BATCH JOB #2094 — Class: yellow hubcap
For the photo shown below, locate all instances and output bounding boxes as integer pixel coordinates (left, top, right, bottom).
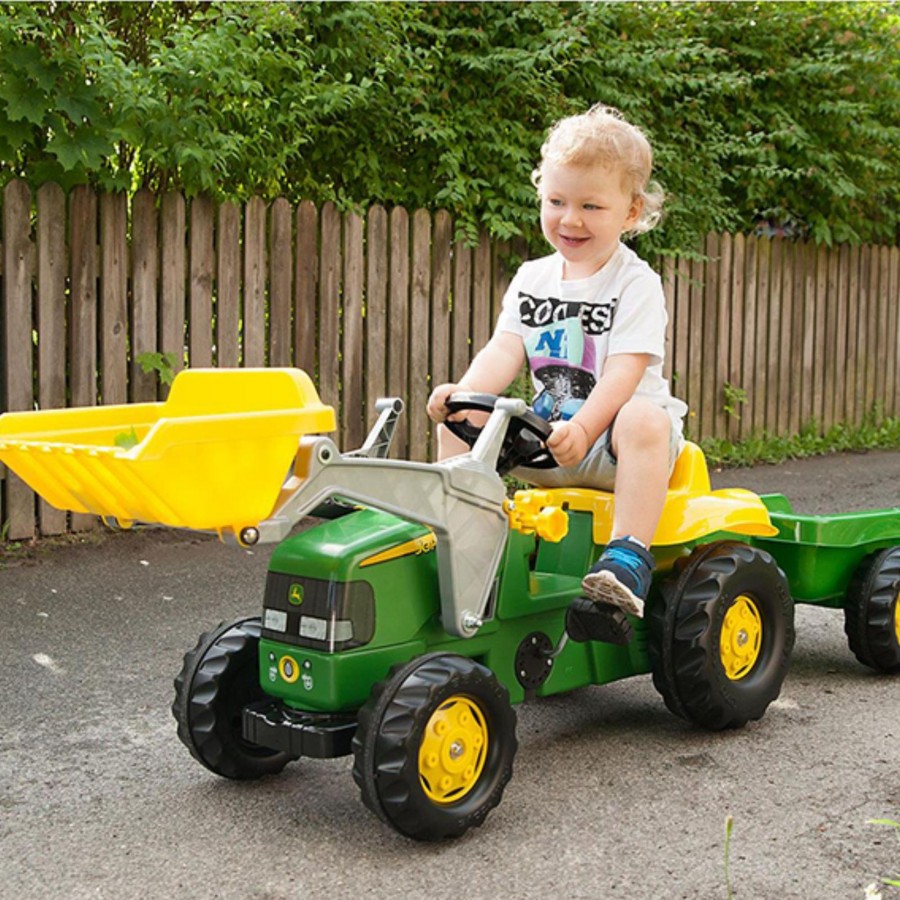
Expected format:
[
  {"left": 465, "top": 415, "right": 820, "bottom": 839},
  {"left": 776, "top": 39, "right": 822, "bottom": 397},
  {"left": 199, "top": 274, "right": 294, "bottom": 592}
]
[
  {"left": 894, "top": 593, "right": 900, "bottom": 646},
  {"left": 720, "top": 594, "right": 763, "bottom": 680},
  {"left": 419, "top": 695, "right": 488, "bottom": 804}
]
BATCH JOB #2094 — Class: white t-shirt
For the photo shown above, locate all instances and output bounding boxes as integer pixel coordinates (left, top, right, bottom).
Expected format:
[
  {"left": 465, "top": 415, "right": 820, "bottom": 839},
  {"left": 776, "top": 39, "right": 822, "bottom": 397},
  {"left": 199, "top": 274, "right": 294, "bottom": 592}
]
[{"left": 495, "top": 244, "right": 687, "bottom": 433}]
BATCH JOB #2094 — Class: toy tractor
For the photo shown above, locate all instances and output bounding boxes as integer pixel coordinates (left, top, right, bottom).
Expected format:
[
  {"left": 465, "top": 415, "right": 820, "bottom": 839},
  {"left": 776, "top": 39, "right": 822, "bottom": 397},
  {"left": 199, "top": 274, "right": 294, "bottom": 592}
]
[{"left": 1, "top": 368, "right": 898, "bottom": 842}]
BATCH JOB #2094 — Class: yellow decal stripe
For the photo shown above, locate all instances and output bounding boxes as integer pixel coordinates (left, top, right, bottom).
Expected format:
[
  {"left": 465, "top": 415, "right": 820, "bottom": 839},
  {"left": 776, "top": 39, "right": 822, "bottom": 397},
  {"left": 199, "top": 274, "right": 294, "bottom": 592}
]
[{"left": 360, "top": 532, "right": 437, "bottom": 568}]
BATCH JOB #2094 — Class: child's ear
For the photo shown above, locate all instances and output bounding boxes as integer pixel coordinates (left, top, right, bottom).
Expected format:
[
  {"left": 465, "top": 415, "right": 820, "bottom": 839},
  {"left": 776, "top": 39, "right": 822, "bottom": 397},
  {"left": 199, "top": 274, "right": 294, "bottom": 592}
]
[{"left": 626, "top": 196, "right": 644, "bottom": 230}]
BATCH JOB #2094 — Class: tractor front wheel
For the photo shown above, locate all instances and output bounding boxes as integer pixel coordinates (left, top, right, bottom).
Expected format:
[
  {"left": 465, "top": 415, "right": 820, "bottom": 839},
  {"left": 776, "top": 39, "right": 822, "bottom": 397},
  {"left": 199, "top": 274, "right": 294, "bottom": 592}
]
[
  {"left": 649, "top": 541, "right": 795, "bottom": 730},
  {"left": 352, "top": 653, "right": 517, "bottom": 841},
  {"left": 172, "top": 617, "right": 291, "bottom": 779},
  {"left": 844, "top": 547, "right": 900, "bottom": 673}
]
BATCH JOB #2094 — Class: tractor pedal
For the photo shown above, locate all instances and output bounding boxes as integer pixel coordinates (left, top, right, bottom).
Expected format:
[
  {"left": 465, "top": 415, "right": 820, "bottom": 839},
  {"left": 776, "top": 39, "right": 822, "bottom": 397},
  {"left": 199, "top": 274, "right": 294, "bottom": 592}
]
[{"left": 565, "top": 597, "right": 633, "bottom": 646}]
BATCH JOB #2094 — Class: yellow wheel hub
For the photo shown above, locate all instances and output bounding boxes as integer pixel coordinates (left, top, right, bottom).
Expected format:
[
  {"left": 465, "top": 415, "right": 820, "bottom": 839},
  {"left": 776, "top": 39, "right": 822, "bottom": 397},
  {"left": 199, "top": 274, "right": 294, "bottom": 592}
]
[
  {"left": 720, "top": 594, "right": 763, "bottom": 680},
  {"left": 894, "top": 593, "right": 900, "bottom": 646},
  {"left": 419, "top": 695, "right": 488, "bottom": 804}
]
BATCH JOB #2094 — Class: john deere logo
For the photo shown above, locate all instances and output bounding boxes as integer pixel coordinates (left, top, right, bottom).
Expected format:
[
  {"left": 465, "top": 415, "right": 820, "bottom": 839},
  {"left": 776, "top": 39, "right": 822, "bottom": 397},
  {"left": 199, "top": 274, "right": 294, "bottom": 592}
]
[{"left": 288, "top": 583, "right": 304, "bottom": 606}]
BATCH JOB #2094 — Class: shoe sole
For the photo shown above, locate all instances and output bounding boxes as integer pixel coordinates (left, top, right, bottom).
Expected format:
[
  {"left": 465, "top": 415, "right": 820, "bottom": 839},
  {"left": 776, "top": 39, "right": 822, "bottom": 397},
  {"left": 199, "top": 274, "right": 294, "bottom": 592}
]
[{"left": 581, "top": 571, "right": 645, "bottom": 618}]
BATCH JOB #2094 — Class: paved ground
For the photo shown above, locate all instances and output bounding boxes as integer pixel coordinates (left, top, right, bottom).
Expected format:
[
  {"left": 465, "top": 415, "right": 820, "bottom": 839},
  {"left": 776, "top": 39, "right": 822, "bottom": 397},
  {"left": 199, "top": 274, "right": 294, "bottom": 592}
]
[{"left": 1, "top": 449, "right": 899, "bottom": 899}]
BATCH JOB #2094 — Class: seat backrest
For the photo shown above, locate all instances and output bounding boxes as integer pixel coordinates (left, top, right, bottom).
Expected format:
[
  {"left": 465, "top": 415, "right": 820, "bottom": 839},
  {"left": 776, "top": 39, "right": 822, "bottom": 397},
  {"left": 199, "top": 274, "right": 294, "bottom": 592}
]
[{"left": 667, "top": 441, "right": 711, "bottom": 493}]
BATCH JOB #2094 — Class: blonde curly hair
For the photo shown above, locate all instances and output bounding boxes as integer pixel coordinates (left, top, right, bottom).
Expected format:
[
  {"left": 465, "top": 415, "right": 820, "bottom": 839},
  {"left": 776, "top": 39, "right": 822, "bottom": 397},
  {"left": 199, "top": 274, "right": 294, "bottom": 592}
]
[{"left": 532, "top": 104, "right": 666, "bottom": 236}]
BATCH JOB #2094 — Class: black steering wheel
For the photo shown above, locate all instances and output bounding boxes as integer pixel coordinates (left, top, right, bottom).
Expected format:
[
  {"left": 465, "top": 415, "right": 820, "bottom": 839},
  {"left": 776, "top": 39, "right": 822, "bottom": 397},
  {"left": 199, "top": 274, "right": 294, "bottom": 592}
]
[{"left": 442, "top": 392, "right": 558, "bottom": 475}]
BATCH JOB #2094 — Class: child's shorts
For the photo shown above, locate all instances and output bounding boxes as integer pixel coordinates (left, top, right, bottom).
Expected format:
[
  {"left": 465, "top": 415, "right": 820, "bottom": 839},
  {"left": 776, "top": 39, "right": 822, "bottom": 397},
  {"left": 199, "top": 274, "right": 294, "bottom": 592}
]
[{"left": 514, "top": 416, "right": 684, "bottom": 492}]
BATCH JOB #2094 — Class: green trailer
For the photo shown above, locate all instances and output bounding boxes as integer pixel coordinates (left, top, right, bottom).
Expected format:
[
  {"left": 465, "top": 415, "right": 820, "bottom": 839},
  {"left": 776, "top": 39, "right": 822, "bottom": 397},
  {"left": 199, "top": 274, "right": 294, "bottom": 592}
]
[
  {"left": 752, "top": 495, "right": 900, "bottom": 673},
  {"left": 1, "top": 368, "right": 897, "bottom": 842}
]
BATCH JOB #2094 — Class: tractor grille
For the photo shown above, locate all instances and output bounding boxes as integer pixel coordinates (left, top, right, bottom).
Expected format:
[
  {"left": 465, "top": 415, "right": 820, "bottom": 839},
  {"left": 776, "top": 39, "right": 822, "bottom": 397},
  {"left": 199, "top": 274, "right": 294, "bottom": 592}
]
[{"left": 260, "top": 571, "right": 375, "bottom": 652}]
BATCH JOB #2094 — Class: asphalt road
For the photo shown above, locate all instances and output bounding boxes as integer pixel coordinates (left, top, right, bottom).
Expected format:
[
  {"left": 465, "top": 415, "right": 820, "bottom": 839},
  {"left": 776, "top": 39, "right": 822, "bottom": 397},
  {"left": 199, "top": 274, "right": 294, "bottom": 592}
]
[{"left": 2, "top": 449, "right": 899, "bottom": 900}]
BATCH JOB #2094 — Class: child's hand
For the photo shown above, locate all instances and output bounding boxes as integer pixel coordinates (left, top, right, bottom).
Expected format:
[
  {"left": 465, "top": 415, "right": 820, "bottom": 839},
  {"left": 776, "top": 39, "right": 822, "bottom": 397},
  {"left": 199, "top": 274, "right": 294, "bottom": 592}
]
[
  {"left": 546, "top": 419, "right": 591, "bottom": 468},
  {"left": 427, "top": 383, "right": 462, "bottom": 423}
]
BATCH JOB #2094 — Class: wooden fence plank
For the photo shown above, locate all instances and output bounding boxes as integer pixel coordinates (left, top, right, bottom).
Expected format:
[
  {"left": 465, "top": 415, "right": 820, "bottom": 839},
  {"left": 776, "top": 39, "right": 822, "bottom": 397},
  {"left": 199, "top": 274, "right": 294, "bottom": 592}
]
[
  {"left": 823, "top": 244, "right": 838, "bottom": 430},
  {"left": 294, "top": 201, "right": 318, "bottom": 374},
  {"left": 741, "top": 237, "right": 758, "bottom": 441},
  {"left": 429, "top": 211, "right": 453, "bottom": 460},
  {"left": 216, "top": 202, "right": 241, "bottom": 368},
  {"left": 243, "top": 196, "right": 267, "bottom": 368},
  {"left": 855, "top": 245, "right": 871, "bottom": 422},
  {"left": 69, "top": 185, "right": 98, "bottom": 408},
  {"left": 269, "top": 197, "right": 293, "bottom": 368},
  {"left": 776, "top": 239, "right": 793, "bottom": 436},
  {"left": 888, "top": 247, "right": 900, "bottom": 417},
  {"left": 189, "top": 196, "right": 214, "bottom": 368},
  {"left": 365, "top": 206, "right": 388, "bottom": 407},
  {"left": 701, "top": 236, "right": 720, "bottom": 440},
  {"left": 712, "top": 234, "right": 730, "bottom": 438},
  {"left": 160, "top": 192, "right": 186, "bottom": 385},
  {"left": 36, "top": 183, "right": 67, "bottom": 535},
  {"left": 832, "top": 245, "right": 849, "bottom": 426},
  {"left": 409, "top": 209, "right": 432, "bottom": 461},
  {"left": 688, "top": 252, "right": 705, "bottom": 438},
  {"left": 2, "top": 180, "right": 35, "bottom": 539},
  {"left": 800, "top": 242, "right": 817, "bottom": 430},
  {"left": 472, "top": 234, "right": 492, "bottom": 355},
  {"left": 766, "top": 238, "right": 783, "bottom": 435},
  {"left": 100, "top": 192, "right": 128, "bottom": 406},
  {"left": 874, "top": 246, "right": 889, "bottom": 415},
  {"left": 318, "top": 203, "right": 341, "bottom": 408},
  {"left": 788, "top": 240, "right": 805, "bottom": 435},
  {"left": 131, "top": 190, "right": 159, "bottom": 401},
  {"left": 753, "top": 238, "right": 770, "bottom": 435},
  {"left": 673, "top": 256, "right": 691, "bottom": 433},
  {"left": 661, "top": 255, "right": 676, "bottom": 385},
  {"left": 342, "top": 211, "right": 364, "bottom": 448},
  {"left": 811, "top": 247, "right": 828, "bottom": 427},
  {"left": 69, "top": 184, "right": 99, "bottom": 532},
  {"left": 388, "top": 207, "right": 410, "bottom": 455},
  {"left": 451, "top": 240, "right": 473, "bottom": 379},
  {"left": 863, "top": 244, "right": 877, "bottom": 418},
  {"left": 844, "top": 244, "right": 860, "bottom": 426},
  {"left": 431, "top": 210, "right": 452, "bottom": 394}
]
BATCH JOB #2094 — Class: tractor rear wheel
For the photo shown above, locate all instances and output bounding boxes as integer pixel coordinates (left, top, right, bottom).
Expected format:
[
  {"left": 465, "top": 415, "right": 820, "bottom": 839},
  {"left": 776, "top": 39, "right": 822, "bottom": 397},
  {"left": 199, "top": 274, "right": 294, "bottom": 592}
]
[
  {"left": 172, "top": 617, "right": 291, "bottom": 779},
  {"left": 352, "top": 653, "right": 517, "bottom": 841},
  {"left": 648, "top": 541, "right": 795, "bottom": 730},
  {"left": 844, "top": 547, "right": 900, "bottom": 673}
]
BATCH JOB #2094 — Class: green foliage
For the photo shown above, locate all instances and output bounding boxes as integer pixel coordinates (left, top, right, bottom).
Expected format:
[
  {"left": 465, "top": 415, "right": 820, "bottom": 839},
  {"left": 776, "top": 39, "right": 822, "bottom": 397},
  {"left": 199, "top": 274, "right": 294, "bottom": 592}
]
[
  {"left": 722, "top": 382, "right": 748, "bottom": 421},
  {"left": 0, "top": 2, "right": 898, "bottom": 250},
  {"left": 136, "top": 350, "right": 177, "bottom": 386},
  {"left": 113, "top": 426, "right": 139, "bottom": 450},
  {"left": 701, "top": 412, "right": 900, "bottom": 468},
  {"left": 867, "top": 818, "right": 900, "bottom": 891},
  {"left": 724, "top": 814, "right": 736, "bottom": 900}
]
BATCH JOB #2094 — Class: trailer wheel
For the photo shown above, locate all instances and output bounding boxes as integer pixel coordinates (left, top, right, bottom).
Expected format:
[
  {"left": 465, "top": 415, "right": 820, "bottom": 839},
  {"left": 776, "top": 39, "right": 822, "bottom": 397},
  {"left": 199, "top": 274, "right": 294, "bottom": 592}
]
[
  {"left": 172, "top": 617, "right": 290, "bottom": 779},
  {"left": 844, "top": 547, "right": 900, "bottom": 673},
  {"left": 648, "top": 541, "right": 795, "bottom": 730},
  {"left": 352, "top": 653, "right": 517, "bottom": 841}
]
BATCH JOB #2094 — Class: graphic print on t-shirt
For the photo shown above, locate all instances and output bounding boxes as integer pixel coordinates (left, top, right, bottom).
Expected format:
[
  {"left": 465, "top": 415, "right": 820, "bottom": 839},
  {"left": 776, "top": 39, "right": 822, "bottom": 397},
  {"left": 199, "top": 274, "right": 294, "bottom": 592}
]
[{"left": 518, "top": 291, "right": 617, "bottom": 421}]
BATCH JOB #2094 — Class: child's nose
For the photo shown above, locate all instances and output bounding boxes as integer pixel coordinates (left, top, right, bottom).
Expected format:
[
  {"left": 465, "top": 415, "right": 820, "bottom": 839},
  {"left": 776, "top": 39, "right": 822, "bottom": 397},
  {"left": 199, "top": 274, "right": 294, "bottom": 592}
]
[{"left": 561, "top": 207, "right": 582, "bottom": 227}]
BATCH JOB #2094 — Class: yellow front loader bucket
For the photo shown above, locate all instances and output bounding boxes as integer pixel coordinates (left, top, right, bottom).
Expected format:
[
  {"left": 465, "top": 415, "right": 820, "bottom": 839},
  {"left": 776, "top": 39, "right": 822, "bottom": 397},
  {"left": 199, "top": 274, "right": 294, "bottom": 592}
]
[{"left": 0, "top": 368, "right": 335, "bottom": 534}]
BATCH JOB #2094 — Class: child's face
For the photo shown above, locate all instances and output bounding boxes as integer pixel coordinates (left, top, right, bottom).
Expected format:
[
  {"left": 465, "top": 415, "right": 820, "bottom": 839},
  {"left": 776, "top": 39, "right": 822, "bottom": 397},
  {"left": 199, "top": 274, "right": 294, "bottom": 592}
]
[{"left": 539, "top": 161, "right": 643, "bottom": 280}]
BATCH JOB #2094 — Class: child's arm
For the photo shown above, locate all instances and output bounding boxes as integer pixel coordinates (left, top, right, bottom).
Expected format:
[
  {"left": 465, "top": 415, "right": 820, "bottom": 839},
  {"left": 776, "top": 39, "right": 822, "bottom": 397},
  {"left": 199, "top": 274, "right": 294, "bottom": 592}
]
[
  {"left": 427, "top": 331, "right": 526, "bottom": 422},
  {"left": 546, "top": 353, "right": 650, "bottom": 467}
]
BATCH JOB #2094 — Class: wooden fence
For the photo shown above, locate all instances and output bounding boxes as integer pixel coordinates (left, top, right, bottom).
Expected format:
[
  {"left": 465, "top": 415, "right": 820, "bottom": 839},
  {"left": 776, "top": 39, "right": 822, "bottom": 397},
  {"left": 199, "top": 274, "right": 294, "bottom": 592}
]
[{"left": 1, "top": 180, "right": 898, "bottom": 540}]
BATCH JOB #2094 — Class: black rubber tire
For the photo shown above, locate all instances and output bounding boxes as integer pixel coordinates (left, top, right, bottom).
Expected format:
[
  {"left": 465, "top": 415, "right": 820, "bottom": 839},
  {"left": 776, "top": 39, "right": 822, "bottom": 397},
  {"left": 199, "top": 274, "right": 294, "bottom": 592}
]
[
  {"left": 351, "top": 653, "right": 517, "bottom": 841},
  {"left": 172, "top": 617, "right": 291, "bottom": 779},
  {"left": 844, "top": 547, "right": 900, "bottom": 673},
  {"left": 648, "top": 541, "right": 795, "bottom": 730}
]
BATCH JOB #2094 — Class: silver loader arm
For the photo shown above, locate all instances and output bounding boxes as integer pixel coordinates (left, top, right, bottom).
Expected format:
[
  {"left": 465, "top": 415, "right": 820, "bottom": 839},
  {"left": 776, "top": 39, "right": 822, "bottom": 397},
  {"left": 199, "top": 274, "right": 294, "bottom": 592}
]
[{"left": 242, "top": 398, "right": 528, "bottom": 639}]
